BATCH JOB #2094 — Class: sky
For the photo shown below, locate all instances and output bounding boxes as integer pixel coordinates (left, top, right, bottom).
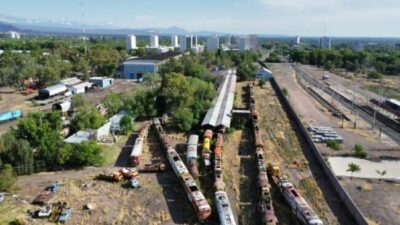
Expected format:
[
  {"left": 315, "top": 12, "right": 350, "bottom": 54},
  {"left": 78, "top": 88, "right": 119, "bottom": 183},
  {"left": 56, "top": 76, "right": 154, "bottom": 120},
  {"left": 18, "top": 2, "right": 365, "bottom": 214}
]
[{"left": 0, "top": 0, "right": 399, "bottom": 37}]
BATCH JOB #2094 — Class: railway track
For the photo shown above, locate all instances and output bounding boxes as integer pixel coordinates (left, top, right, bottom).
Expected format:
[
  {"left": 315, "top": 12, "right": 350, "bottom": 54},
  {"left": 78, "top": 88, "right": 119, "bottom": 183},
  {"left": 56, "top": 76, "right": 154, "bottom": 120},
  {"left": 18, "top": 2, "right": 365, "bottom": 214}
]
[{"left": 292, "top": 64, "right": 400, "bottom": 144}]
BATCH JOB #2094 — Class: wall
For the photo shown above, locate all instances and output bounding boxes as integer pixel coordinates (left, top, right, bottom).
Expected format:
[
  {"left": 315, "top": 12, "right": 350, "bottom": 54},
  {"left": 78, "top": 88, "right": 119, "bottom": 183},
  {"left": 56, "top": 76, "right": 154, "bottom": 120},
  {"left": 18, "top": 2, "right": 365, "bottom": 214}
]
[
  {"left": 270, "top": 77, "right": 369, "bottom": 225},
  {"left": 123, "top": 63, "right": 156, "bottom": 79},
  {"left": 96, "top": 121, "right": 111, "bottom": 140}
]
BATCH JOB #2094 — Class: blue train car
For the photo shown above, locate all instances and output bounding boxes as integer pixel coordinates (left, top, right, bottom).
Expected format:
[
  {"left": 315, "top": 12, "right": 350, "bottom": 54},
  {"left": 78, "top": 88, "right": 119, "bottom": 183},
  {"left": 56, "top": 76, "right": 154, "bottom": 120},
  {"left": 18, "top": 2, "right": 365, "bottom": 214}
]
[{"left": 0, "top": 109, "right": 23, "bottom": 123}]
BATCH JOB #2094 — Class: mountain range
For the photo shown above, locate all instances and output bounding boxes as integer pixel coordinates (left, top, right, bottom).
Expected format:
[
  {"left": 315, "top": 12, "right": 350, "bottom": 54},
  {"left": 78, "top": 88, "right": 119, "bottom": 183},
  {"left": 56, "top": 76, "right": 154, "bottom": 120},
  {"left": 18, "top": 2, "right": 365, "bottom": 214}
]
[{"left": 0, "top": 14, "right": 288, "bottom": 37}]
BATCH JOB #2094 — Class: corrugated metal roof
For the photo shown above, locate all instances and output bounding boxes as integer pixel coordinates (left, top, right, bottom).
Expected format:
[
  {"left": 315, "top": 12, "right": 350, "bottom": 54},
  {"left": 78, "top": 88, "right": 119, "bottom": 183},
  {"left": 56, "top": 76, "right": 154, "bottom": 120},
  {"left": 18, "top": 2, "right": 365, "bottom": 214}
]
[
  {"left": 71, "top": 81, "right": 92, "bottom": 90},
  {"left": 40, "top": 84, "right": 67, "bottom": 96},
  {"left": 201, "top": 70, "right": 237, "bottom": 128}
]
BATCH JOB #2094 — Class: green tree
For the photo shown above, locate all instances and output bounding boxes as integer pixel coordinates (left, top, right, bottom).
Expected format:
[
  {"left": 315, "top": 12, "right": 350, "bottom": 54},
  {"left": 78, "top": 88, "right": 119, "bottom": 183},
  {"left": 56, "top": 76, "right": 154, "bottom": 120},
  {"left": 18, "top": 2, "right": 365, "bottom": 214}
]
[
  {"left": 0, "top": 164, "right": 16, "bottom": 191},
  {"left": 120, "top": 115, "right": 133, "bottom": 134},
  {"left": 70, "top": 105, "right": 106, "bottom": 133},
  {"left": 71, "top": 94, "right": 86, "bottom": 108},
  {"left": 237, "top": 62, "right": 256, "bottom": 81},
  {"left": 69, "top": 141, "right": 104, "bottom": 167},
  {"left": 125, "top": 90, "right": 158, "bottom": 117},
  {"left": 173, "top": 108, "right": 194, "bottom": 132},
  {"left": 102, "top": 92, "right": 122, "bottom": 116},
  {"left": 160, "top": 73, "right": 193, "bottom": 112},
  {"left": 143, "top": 73, "right": 162, "bottom": 91},
  {"left": 159, "top": 58, "right": 184, "bottom": 75},
  {"left": 0, "top": 130, "right": 33, "bottom": 174}
]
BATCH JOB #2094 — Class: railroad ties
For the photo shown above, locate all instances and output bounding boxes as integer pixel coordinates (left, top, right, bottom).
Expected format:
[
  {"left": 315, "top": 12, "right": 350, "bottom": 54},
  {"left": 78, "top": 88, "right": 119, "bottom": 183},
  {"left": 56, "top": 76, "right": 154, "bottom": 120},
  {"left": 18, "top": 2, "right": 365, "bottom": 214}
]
[
  {"left": 153, "top": 118, "right": 212, "bottom": 222},
  {"left": 248, "top": 83, "right": 323, "bottom": 225},
  {"left": 247, "top": 83, "right": 278, "bottom": 225}
]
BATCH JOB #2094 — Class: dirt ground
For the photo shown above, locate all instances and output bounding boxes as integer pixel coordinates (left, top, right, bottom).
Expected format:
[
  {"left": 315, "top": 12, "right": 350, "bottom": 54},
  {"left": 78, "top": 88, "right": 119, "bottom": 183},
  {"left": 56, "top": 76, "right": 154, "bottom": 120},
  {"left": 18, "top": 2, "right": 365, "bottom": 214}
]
[
  {"left": 340, "top": 177, "right": 400, "bottom": 225},
  {"left": 272, "top": 64, "right": 399, "bottom": 158},
  {"left": 1, "top": 122, "right": 205, "bottom": 225},
  {"left": 0, "top": 79, "right": 138, "bottom": 134},
  {"left": 271, "top": 63, "right": 400, "bottom": 225},
  {"left": 253, "top": 80, "right": 351, "bottom": 225},
  {"left": 300, "top": 65, "right": 400, "bottom": 102}
]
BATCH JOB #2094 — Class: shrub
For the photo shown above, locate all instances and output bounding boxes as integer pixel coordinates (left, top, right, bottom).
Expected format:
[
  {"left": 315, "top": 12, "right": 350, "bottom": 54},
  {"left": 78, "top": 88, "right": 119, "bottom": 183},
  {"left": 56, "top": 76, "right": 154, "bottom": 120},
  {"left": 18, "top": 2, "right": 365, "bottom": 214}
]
[
  {"left": 353, "top": 144, "right": 367, "bottom": 158},
  {"left": 326, "top": 140, "right": 341, "bottom": 151},
  {"left": 367, "top": 71, "right": 382, "bottom": 79},
  {"left": 258, "top": 79, "right": 267, "bottom": 88},
  {"left": 282, "top": 87, "right": 289, "bottom": 96}
]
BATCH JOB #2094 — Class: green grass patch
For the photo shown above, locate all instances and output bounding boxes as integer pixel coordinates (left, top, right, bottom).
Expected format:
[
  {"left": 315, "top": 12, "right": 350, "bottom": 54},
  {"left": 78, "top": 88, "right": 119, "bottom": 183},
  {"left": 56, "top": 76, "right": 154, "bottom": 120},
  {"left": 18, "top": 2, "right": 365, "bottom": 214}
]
[
  {"left": 100, "top": 144, "right": 121, "bottom": 166},
  {"left": 362, "top": 84, "right": 400, "bottom": 100}
]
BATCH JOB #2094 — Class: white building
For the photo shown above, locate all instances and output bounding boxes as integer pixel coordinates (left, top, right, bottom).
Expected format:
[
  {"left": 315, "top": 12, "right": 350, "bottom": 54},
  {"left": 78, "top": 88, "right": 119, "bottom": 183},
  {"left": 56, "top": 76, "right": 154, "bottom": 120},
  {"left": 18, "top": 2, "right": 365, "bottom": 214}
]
[
  {"left": 8, "top": 31, "right": 20, "bottom": 39},
  {"left": 295, "top": 35, "right": 301, "bottom": 45},
  {"left": 207, "top": 35, "right": 220, "bottom": 51},
  {"left": 171, "top": 35, "right": 179, "bottom": 48},
  {"left": 126, "top": 34, "right": 137, "bottom": 50},
  {"left": 179, "top": 35, "right": 193, "bottom": 52},
  {"left": 150, "top": 34, "right": 159, "bottom": 48},
  {"left": 320, "top": 36, "right": 332, "bottom": 49},
  {"left": 239, "top": 36, "right": 250, "bottom": 51},
  {"left": 249, "top": 35, "right": 257, "bottom": 51},
  {"left": 225, "top": 35, "right": 231, "bottom": 46}
]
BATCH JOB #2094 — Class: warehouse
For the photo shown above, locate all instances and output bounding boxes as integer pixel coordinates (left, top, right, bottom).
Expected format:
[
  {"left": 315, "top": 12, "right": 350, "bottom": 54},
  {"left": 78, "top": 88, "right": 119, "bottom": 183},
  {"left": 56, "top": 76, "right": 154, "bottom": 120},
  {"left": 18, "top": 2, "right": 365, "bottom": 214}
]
[
  {"left": 70, "top": 82, "right": 92, "bottom": 94},
  {"left": 89, "top": 77, "right": 114, "bottom": 89},
  {"left": 122, "top": 52, "right": 182, "bottom": 81},
  {"left": 38, "top": 84, "right": 68, "bottom": 99}
]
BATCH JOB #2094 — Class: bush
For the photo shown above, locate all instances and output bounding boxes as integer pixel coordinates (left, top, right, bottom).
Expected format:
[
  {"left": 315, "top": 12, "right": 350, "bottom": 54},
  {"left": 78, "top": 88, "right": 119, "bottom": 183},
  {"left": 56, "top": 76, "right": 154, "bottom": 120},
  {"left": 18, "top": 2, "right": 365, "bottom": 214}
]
[
  {"left": 0, "top": 164, "right": 16, "bottom": 191},
  {"left": 367, "top": 71, "right": 383, "bottom": 79},
  {"left": 326, "top": 140, "right": 341, "bottom": 151},
  {"left": 258, "top": 79, "right": 267, "bottom": 88},
  {"left": 353, "top": 144, "right": 367, "bottom": 158},
  {"left": 282, "top": 87, "right": 289, "bottom": 96}
]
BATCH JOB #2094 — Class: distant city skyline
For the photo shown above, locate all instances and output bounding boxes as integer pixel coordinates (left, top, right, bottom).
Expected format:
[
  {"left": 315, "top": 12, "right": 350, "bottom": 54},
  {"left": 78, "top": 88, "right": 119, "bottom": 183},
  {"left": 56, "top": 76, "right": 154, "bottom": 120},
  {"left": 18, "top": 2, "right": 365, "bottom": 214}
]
[{"left": 0, "top": 0, "right": 399, "bottom": 37}]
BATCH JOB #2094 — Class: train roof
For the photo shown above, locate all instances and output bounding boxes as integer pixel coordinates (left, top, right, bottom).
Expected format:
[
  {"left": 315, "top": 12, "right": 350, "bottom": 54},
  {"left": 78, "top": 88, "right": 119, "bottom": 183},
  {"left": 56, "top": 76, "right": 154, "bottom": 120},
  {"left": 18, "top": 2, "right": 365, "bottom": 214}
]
[{"left": 387, "top": 98, "right": 400, "bottom": 107}]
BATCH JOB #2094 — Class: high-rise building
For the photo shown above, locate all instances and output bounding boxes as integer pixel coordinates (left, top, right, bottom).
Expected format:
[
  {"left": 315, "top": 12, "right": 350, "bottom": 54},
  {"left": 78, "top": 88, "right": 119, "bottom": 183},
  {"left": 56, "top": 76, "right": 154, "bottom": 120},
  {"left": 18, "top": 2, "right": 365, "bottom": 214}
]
[
  {"left": 150, "top": 34, "right": 159, "bottom": 48},
  {"left": 239, "top": 36, "right": 250, "bottom": 52},
  {"left": 125, "top": 34, "right": 137, "bottom": 50},
  {"left": 295, "top": 35, "right": 301, "bottom": 45},
  {"left": 171, "top": 35, "right": 179, "bottom": 48},
  {"left": 9, "top": 31, "right": 20, "bottom": 39},
  {"left": 207, "top": 35, "right": 220, "bottom": 51},
  {"left": 225, "top": 35, "right": 231, "bottom": 46},
  {"left": 192, "top": 36, "right": 198, "bottom": 46},
  {"left": 249, "top": 34, "right": 257, "bottom": 51},
  {"left": 320, "top": 36, "right": 331, "bottom": 49},
  {"left": 179, "top": 35, "right": 193, "bottom": 52}
]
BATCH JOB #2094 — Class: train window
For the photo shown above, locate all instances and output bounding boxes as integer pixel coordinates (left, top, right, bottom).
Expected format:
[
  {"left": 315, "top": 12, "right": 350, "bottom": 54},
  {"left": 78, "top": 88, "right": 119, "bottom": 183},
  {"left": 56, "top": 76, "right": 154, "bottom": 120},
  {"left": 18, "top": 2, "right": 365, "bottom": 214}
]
[{"left": 173, "top": 156, "right": 179, "bottom": 161}]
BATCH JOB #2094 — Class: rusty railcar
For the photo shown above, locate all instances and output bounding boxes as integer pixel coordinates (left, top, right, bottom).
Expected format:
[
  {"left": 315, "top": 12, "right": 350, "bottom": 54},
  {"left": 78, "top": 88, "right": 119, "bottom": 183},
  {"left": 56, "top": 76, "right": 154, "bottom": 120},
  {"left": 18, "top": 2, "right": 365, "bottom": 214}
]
[{"left": 153, "top": 119, "right": 212, "bottom": 222}]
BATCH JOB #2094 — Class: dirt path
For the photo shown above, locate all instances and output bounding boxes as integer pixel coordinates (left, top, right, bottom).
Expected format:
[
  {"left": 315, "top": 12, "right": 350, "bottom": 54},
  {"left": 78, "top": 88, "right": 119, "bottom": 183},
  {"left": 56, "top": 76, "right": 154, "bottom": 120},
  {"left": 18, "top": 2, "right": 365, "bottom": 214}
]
[{"left": 254, "top": 79, "right": 350, "bottom": 225}]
